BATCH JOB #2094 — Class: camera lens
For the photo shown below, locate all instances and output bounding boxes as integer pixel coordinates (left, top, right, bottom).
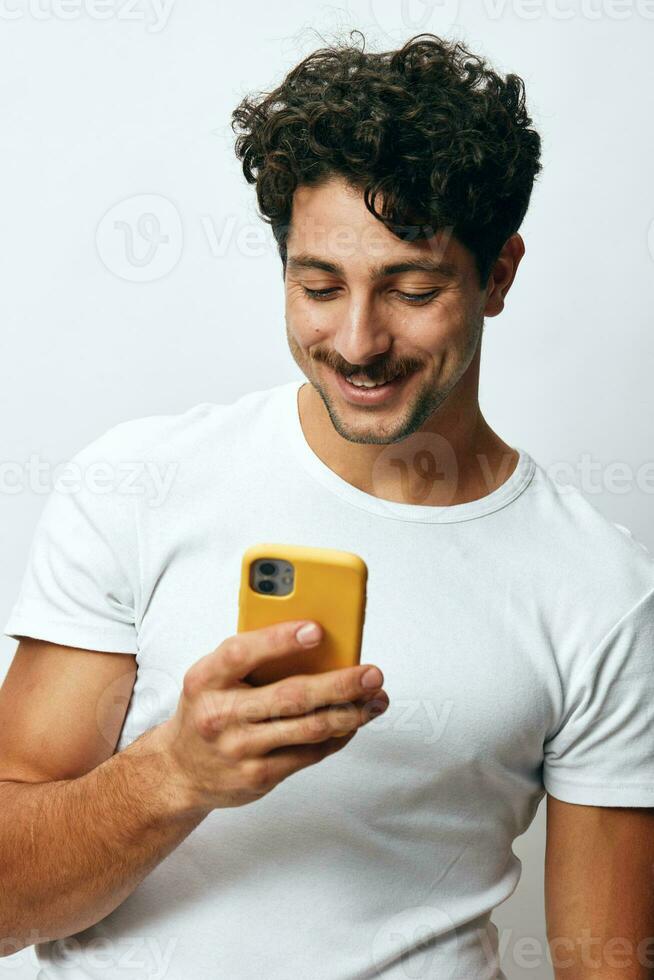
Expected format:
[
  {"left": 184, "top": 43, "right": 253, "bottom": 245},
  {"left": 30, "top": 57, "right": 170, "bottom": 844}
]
[
  {"left": 259, "top": 562, "right": 277, "bottom": 576},
  {"left": 259, "top": 579, "right": 275, "bottom": 593}
]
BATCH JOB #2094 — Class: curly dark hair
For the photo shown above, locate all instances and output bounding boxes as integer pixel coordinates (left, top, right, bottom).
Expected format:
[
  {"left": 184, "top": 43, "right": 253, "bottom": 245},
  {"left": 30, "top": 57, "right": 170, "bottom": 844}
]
[{"left": 231, "top": 30, "right": 542, "bottom": 289}]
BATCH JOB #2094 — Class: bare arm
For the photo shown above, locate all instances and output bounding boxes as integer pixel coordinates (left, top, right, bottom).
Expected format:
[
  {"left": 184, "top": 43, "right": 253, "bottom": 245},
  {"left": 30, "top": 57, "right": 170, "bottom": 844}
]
[
  {"left": 545, "top": 793, "right": 654, "bottom": 979},
  {"left": 0, "top": 623, "right": 387, "bottom": 954},
  {"left": 0, "top": 722, "right": 208, "bottom": 954},
  {"left": 0, "top": 637, "right": 209, "bottom": 954}
]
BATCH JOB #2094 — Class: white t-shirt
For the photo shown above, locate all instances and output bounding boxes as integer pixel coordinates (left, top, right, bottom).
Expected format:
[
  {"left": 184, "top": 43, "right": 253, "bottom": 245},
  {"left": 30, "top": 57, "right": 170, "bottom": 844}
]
[{"left": 5, "top": 378, "right": 654, "bottom": 980}]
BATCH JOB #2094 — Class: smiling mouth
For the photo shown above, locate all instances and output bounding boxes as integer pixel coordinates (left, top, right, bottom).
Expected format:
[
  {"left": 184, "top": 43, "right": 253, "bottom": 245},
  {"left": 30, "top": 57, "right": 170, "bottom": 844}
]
[
  {"left": 327, "top": 364, "right": 415, "bottom": 405},
  {"left": 342, "top": 367, "right": 407, "bottom": 388}
]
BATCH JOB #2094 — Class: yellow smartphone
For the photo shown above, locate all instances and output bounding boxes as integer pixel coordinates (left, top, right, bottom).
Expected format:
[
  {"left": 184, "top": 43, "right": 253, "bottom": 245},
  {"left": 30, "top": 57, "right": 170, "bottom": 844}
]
[{"left": 237, "top": 542, "right": 368, "bottom": 686}]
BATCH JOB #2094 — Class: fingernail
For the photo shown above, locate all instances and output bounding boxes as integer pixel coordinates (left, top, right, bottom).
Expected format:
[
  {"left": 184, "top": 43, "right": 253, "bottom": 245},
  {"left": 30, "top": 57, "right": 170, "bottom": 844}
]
[
  {"left": 366, "top": 700, "right": 388, "bottom": 718},
  {"left": 296, "top": 622, "right": 321, "bottom": 645},
  {"left": 361, "top": 667, "right": 383, "bottom": 689}
]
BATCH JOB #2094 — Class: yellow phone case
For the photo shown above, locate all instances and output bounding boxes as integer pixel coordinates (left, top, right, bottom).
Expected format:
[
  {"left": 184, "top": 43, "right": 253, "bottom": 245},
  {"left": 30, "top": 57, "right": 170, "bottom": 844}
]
[{"left": 237, "top": 542, "right": 368, "bottom": 686}]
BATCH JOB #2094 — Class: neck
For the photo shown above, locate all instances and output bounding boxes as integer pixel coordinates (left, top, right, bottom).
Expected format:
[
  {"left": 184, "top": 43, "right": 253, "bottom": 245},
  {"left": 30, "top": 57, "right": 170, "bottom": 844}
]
[{"left": 296, "top": 379, "right": 519, "bottom": 507}]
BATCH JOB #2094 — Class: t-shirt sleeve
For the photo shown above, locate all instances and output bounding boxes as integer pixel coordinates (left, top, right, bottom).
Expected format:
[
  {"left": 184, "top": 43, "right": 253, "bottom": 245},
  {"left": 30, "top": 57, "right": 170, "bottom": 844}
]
[
  {"left": 3, "top": 426, "right": 142, "bottom": 654},
  {"left": 543, "top": 585, "right": 654, "bottom": 807}
]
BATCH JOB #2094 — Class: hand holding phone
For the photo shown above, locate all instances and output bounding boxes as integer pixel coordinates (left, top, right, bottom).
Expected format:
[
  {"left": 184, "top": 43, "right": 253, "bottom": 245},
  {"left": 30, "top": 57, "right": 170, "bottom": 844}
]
[{"left": 155, "top": 619, "right": 389, "bottom": 815}]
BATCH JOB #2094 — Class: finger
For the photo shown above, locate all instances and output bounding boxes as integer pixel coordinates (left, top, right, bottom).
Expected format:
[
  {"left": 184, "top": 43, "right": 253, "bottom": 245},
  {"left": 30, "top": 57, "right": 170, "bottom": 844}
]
[
  {"left": 195, "top": 685, "right": 386, "bottom": 735},
  {"left": 185, "top": 620, "right": 325, "bottom": 694},
  {"left": 275, "top": 730, "right": 358, "bottom": 766},
  {"left": 224, "top": 692, "right": 390, "bottom": 758},
  {"left": 238, "top": 662, "right": 386, "bottom": 722}
]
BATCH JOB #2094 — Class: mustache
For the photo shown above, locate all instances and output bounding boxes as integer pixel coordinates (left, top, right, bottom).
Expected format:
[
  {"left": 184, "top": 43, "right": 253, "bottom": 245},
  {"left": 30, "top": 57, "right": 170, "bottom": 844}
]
[{"left": 312, "top": 350, "right": 421, "bottom": 383}]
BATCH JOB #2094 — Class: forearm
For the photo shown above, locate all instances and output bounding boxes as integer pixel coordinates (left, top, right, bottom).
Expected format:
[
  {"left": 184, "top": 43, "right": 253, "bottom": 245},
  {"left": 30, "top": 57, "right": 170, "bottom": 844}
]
[{"left": 0, "top": 722, "right": 210, "bottom": 953}]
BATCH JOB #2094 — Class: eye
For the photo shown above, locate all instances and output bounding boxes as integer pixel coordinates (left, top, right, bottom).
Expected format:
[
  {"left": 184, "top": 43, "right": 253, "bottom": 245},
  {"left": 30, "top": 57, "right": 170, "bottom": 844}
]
[
  {"left": 301, "top": 286, "right": 339, "bottom": 300},
  {"left": 397, "top": 289, "right": 440, "bottom": 304},
  {"left": 300, "top": 286, "right": 440, "bottom": 304}
]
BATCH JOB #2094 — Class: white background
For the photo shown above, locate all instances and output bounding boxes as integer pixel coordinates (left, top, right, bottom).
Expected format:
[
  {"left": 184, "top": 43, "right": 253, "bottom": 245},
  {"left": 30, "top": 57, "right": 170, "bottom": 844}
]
[{"left": 1, "top": 1, "right": 653, "bottom": 977}]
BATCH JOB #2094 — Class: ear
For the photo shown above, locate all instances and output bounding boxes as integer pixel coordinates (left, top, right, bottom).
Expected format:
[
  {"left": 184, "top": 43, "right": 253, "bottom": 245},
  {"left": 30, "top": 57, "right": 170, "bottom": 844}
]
[{"left": 483, "top": 233, "right": 526, "bottom": 317}]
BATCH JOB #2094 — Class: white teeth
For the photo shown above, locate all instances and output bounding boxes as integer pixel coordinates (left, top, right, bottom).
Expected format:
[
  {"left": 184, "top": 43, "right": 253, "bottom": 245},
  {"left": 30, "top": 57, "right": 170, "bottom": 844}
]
[
  {"left": 348, "top": 377, "right": 382, "bottom": 388},
  {"left": 347, "top": 373, "right": 398, "bottom": 388}
]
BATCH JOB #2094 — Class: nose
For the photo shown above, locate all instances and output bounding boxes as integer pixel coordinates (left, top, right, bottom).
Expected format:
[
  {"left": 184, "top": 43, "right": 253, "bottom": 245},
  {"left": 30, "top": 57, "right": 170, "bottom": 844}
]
[{"left": 332, "top": 294, "right": 393, "bottom": 368}]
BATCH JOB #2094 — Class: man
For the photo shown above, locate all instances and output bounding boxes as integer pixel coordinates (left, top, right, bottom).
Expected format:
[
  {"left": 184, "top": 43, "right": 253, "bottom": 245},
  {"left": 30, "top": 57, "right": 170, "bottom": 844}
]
[{"left": 1, "top": 31, "right": 653, "bottom": 980}]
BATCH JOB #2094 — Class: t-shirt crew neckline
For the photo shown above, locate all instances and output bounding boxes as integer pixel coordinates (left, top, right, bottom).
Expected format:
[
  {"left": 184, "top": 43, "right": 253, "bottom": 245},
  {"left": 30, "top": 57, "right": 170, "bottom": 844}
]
[{"left": 281, "top": 378, "right": 536, "bottom": 524}]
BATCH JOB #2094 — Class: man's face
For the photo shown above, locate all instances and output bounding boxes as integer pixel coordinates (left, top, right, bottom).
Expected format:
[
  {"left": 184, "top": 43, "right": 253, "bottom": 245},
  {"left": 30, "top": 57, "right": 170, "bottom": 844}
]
[{"left": 284, "top": 176, "right": 490, "bottom": 446}]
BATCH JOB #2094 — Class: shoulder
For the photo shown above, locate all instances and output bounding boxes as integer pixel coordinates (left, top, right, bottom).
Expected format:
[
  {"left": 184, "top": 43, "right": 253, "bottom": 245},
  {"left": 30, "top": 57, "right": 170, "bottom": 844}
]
[
  {"left": 522, "top": 456, "right": 654, "bottom": 635},
  {"left": 50, "top": 383, "right": 292, "bottom": 512},
  {"left": 64, "top": 382, "right": 289, "bottom": 471},
  {"left": 526, "top": 458, "right": 652, "bottom": 559}
]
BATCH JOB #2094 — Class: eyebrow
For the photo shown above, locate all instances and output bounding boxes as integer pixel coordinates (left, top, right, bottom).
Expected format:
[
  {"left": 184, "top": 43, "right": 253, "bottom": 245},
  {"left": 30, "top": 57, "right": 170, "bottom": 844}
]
[{"left": 286, "top": 253, "right": 458, "bottom": 281}]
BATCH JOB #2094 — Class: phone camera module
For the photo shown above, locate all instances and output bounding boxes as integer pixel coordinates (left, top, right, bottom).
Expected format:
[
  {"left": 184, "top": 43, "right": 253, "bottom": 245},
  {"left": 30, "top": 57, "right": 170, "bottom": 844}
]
[{"left": 250, "top": 557, "right": 295, "bottom": 596}]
